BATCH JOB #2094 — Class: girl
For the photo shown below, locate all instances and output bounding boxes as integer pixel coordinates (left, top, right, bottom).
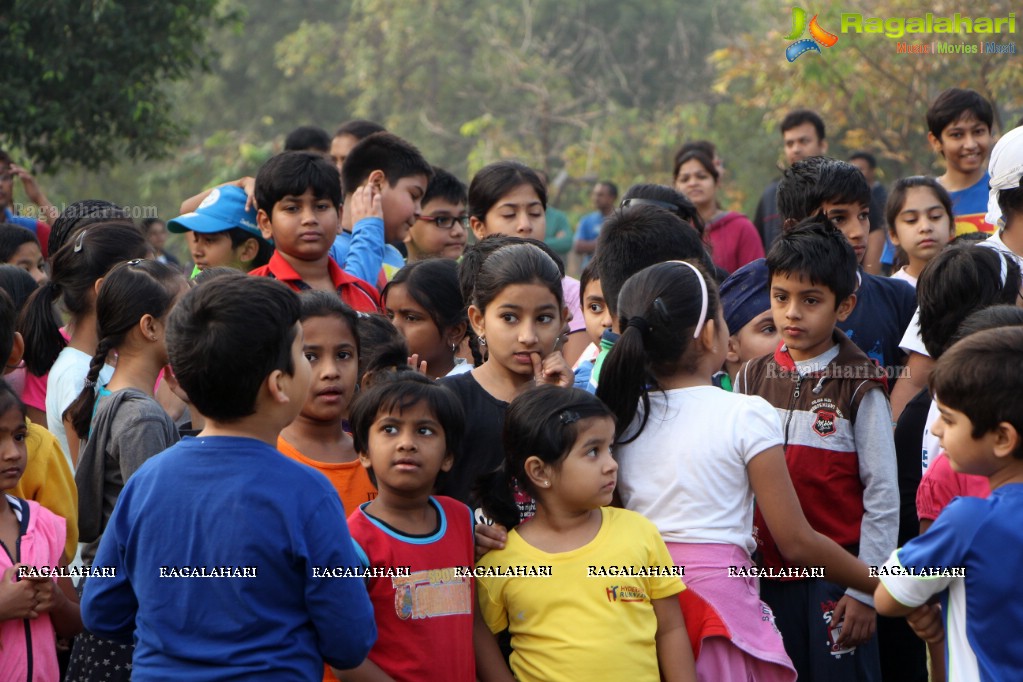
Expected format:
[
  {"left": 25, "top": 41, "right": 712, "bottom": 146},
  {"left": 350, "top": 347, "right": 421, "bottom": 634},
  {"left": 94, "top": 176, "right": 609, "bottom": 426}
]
[
  {"left": 438, "top": 242, "right": 571, "bottom": 512},
  {"left": 885, "top": 176, "right": 954, "bottom": 286},
  {"left": 64, "top": 259, "right": 185, "bottom": 682},
  {"left": 20, "top": 222, "right": 149, "bottom": 466},
  {"left": 596, "top": 260, "right": 879, "bottom": 681},
  {"left": 0, "top": 224, "right": 47, "bottom": 284},
  {"left": 383, "top": 258, "right": 469, "bottom": 379},
  {"left": 476, "top": 385, "right": 695, "bottom": 682},
  {"left": 278, "top": 291, "right": 376, "bottom": 515},
  {"left": 0, "top": 379, "right": 82, "bottom": 682},
  {"left": 467, "top": 161, "right": 588, "bottom": 366},
  {"left": 673, "top": 150, "right": 763, "bottom": 274}
]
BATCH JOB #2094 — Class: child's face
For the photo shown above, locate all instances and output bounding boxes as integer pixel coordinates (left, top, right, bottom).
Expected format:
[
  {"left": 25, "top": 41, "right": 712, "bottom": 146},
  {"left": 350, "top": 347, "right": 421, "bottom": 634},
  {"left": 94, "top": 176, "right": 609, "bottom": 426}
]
[
  {"left": 0, "top": 406, "right": 28, "bottom": 492},
  {"left": 381, "top": 175, "right": 428, "bottom": 243},
  {"left": 259, "top": 189, "right": 339, "bottom": 262},
  {"left": 542, "top": 416, "right": 617, "bottom": 510},
  {"left": 932, "top": 399, "right": 995, "bottom": 476},
  {"left": 300, "top": 315, "right": 359, "bottom": 422},
  {"left": 931, "top": 113, "right": 992, "bottom": 175},
  {"left": 330, "top": 133, "right": 359, "bottom": 173},
  {"left": 471, "top": 184, "right": 546, "bottom": 241},
  {"left": 405, "top": 198, "right": 467, "bottom": 260},
  {"left": 731, "top": 310, "right": 779, "bottom": 363},
  {"left": 282, "top": 322, "right": 314, "bottom": 423},
  {"left": 821, "top": 201, "right": 870, "bottom": 264},
  {"left": 469, "top": 282, "right": 565, "bottom": 381},
  {"left": 189, "top": 231, "right": 237, "bottom": 271},
  {"left": 359, "top": 400, "right": 452, "bottom": 495},
  {"left": 581, "top": 278, "right": 611, "bottom": 347},
  {"left": 890, "top": 186, "right": 952, "bottom": 266},
  {"left": 770, "top": 272, "right": 853, "bottom": 362},
  {"left": 384, "top": 284, "right": 451, "bottom": 375},
  {"left": 8, "top": 240, "right": 46, "bottom": 284}
]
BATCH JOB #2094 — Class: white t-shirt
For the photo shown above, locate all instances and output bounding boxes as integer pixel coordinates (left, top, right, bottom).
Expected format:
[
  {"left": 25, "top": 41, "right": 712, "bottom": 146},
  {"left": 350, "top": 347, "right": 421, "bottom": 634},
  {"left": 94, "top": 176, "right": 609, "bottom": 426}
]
[
  {"left": 921, "top": 398, "right": 941, "bottom": 474},
  {"left": 46, "top": 347, "right": 115, "bottom": 471},
  {"left": 890, "top": 267, "right": 918, "bottom": 287},
  {"left": 899, "top": 308, "right": 928, "bottom": 357},
  {"left": 615, "top": 385, "right": 783, "bottom": 555}
]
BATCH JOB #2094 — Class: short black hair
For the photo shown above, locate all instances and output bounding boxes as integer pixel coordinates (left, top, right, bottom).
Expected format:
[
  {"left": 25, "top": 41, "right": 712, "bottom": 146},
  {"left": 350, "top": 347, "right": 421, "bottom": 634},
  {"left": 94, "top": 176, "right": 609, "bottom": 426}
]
[
  {"left": 356, "top": 313, "right": 407, "bottom": 382},
  {"left": 255, "top": 151, "right": 342, "bottom": 213},
  {"left": 930, "top": 327, "right": 1023, "bottom": 458},
  {"left": 594, "top": 203, "right": 708, "bottom": 316},
  {"left": 597, "top": 181, "right": 618, "bottom": 198},
  {"left": 777, "top": 157, "right": 871, "bottom": 224},
  {"left": 579, "top": 260, "right": 600, "bottom": 307},
  {"left": 141, "top": 217, "right": 165, "bottom": 231},
  {"left": 0, "top": 265, "right": 37, "bottom": 311},
  {"left": 167, "top": 276, "right": 300, "bottom": 423},
  {"left": 423, "top": 166, "right": 467, "bottom": 207},
  {"left": 926, "top": 88, "right": 994, "bottom": 139},
  {"left": 334, "top": 120, "right": 386, "bottom": 140},
  {"left": 849, "top": 150, "right": 877, "bottom": 169},
  {"left": 0, "top": 224, "right": 40, "bottom": 263},
  {"left": 780, "top": 109, "right": 826, "bottom": 140},
  {"left": 284, "top": 125, "right": 331, "bottom": 153},
  {"left": 349, "top": 372, "right": 465, "bottom": 461},
  {"left": 620, "top": 183, "right": 704, "bottom": 235},
  {"left": 766, "top": 214, "right": 858, "bottom": 305},
  {"left": 47, "top": 199, "right": 132, "bottom": 256},
  {"left": 998, "top": 186, "right": 1023, "bottom": 226},
  {"left": 340, "top": 132, "right": 432, "bottom": 197}
]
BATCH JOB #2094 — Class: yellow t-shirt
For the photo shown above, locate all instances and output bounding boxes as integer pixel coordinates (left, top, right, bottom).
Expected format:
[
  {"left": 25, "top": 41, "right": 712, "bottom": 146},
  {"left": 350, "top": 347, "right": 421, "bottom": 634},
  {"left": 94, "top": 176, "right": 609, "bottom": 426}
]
[
  {"left": 477, "top": 506, "right": 685, "bottom": 682},
  {"left": 276, "top": 437, "right": 376, "bottom": 515}
]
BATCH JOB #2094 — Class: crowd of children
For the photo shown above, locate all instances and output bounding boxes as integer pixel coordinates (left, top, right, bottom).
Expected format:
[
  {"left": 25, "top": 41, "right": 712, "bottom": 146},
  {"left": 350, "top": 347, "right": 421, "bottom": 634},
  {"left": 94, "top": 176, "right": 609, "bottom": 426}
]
[{"left": 1, "top": 86, "right": 1022, "bottom": 681}]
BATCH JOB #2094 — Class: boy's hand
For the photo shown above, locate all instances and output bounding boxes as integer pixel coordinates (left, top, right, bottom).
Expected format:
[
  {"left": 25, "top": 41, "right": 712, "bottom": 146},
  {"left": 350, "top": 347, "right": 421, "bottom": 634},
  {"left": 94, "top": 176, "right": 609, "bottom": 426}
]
[
  {"left": 531, "top": 351, "right": 572, "bottom": 388},
  {"left": 162, "top": 364, "right": 191, "bottom": 405},
  {"left": 0, "top": 565, "right": 41, "bottom": 620},
  {"left": 906, "top": 602, "right": 944, "bottom": 644},
  {"left": 832, "top": 595, "right": 876, "bottom": 648},
  {"left": 234, "top": 176, "right": 257, "bottom": 212},
  {"left": 474, "top": 523, "right": 507, "bottom": 562},
  {"left": 349, "top": 183, "right": 384, "bottom": 225}
]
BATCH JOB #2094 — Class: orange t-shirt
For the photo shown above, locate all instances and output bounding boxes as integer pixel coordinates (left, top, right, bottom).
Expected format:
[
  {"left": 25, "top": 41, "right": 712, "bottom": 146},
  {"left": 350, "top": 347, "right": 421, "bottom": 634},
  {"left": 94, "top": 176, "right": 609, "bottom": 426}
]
[{"left": 276, "top": 437, "right": 377, "bottom": 515}]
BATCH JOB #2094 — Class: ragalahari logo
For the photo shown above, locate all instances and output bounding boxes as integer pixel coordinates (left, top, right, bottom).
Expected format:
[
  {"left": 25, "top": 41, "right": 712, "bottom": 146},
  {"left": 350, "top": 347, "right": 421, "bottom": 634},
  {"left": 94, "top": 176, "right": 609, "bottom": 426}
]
[{"left": 785, "top": 7, "right": 839, "bottom": 61}]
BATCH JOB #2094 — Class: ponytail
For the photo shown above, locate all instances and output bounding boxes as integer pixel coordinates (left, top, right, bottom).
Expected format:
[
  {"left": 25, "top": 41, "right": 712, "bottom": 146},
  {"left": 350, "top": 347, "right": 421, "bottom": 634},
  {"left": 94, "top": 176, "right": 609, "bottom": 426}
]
[
  {"left": 18, "top": 280, "right": 66, "bottom": 376},
  {"left": 596, "top": 320, "right": 653, "bottom": 443},
  {"left": 65, "top": 336, "right": 115, "bottom": 439}
]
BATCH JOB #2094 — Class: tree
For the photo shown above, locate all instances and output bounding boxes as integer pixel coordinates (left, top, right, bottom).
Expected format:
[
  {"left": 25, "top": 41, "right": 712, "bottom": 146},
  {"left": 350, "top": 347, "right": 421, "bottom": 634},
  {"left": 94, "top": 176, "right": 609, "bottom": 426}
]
[{"left": 0, "top": 0, "right": 226, "bottom": 171}]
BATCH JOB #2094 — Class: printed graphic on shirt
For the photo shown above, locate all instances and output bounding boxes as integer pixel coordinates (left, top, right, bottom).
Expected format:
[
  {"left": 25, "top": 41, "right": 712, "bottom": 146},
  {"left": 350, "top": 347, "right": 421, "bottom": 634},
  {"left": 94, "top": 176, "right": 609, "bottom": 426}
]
[
  {"left": 392, "top": 569, "right": 472, "bottom": 620},
  {"left": 809, "top": 398, "right": 843, "bottom": 438},
  {"left": 605, "top": 585, "right": 648, "bottom": 603},
  {"left": 821, "top": 599, "right": 856, "bottom": 658}
]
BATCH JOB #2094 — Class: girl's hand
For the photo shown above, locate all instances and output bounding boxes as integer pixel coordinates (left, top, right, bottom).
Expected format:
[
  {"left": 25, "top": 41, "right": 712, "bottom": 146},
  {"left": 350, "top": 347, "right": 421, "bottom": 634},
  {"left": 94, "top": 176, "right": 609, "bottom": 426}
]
[
  {"left": 531, "top": 351, "right": 572, "bottom": 388},
  {"left": 0, "top": 565, "right": 41, "bottom": 620},
  {"left": 161, "top": 364, "right": 191, "bottom": 405},
  {"left": 474, "top": 523, "right": 507, "bottom": 562},
  {"left": 24, "top": 575, "right": 61, "bottom": 614},
  {"left": 407, "top": 354, "right": 428, "bottom": 376},
  {"left": 349, "top": 182, "right": 384, "bottom": 225}
]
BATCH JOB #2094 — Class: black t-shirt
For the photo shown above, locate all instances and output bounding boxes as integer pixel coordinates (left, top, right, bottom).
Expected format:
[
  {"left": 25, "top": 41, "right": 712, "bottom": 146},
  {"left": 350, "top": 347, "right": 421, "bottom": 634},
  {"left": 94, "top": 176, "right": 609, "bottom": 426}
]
[{"left": 893, "top": 387, "right": 931, "bottom": 545}]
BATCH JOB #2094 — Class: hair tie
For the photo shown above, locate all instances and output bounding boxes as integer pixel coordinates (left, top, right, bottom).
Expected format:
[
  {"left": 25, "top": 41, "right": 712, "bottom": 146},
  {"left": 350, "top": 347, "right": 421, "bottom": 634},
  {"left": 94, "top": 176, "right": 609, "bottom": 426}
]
[
  {"left": 625, "top": 316, "right": 652, "bottom": 334},
  {"left": 559, "top": 410, "right": 580, "bottom": 425},
  {"left": 666, "top": 260, "right": 708, "bottom": 338},
  {"left": 83, "top": 379, "right": 96, "bottom": 389}
]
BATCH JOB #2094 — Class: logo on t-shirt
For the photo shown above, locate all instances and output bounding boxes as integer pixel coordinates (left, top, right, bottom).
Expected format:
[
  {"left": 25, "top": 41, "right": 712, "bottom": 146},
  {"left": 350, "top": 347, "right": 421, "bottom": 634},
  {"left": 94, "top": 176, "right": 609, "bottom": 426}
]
[
  {"left": 392, "top": 569, "right": 471, "bottom": 620},
  {"left": 605, "top": 585, "right": 647, "bottom": 602},
  {"left": 813, "top": 408, "right": 837, "bottom": 437}
]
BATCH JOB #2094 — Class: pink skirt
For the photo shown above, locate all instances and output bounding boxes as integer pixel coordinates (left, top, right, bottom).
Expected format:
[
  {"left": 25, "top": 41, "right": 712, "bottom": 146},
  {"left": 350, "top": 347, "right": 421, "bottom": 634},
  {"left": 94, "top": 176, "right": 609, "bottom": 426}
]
[{"left": 668, "top": 542, "right": 796, "bottom": 682}]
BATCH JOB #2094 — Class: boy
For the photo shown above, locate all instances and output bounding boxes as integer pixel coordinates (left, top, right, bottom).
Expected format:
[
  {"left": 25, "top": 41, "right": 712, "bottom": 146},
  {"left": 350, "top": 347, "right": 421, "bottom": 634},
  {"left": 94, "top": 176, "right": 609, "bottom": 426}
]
[
  {"left": 250, "top": 151, "right": 380, "bottom": 313},
  {"left": 718, "top": 258, "right": 778, "bottom": 388},
  {"left": 875, "top": 326, "right": 1023, "bottom": 680},
  {"left": 404, "top": 166, "right": 468, "bottom": 262},
  {"left": 981, "top": 125, "right": 1023, "bottom": 266},
  {"left": 167, "top": 185, "right": 272, "bottom": 275},
  {"left": 0, "top": 150, "right": 55, "bottom": 256},
  {"left": 572, "top": 261, "right": 611, "bottom": 390},
  {"left": 735, "top": 218, "right": 898, "bottom": 682},
  {"left": 926, "top": 88, "right": 996, "bottom": 235},
  {"left": 777, "top": 156, "right": 916, "bottom": 382},
  {"left": 330, "top": 132, "right": 432, "bottom": 286},
  {"left": 80, "top": 276, "right": 376, "bottom": 679},
  {"left": 339, "top": 372, "right": 481, "bottom": 682},
  {"left": 572, "top": 181, "right": 617, "bottom": 267}
]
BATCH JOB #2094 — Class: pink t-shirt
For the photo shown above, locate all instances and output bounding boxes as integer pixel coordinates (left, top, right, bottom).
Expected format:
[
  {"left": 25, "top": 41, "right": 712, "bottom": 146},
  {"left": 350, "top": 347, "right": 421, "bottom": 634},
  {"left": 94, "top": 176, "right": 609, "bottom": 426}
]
[{"left": 916, "top": 451, "right": 990, "bottom": 521}]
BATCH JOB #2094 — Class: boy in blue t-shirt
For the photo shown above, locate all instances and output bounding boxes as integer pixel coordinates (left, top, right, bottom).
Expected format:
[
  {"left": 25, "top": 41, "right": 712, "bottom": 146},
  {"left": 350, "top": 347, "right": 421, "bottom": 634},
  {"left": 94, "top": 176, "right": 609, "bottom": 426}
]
[
  {"left": 81, "top": 276, "right": 376, "bottom": 679},
  {"left": 876, "top": 326, "right": 1023, "bottom": 681}
]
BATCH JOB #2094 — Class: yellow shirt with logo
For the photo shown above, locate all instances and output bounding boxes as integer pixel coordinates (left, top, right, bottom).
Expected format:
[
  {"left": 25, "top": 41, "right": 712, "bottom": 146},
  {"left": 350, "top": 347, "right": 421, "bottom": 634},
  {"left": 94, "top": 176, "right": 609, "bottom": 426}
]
[{"left": 477, "top": 506, "right": 684, "bottom": 682}]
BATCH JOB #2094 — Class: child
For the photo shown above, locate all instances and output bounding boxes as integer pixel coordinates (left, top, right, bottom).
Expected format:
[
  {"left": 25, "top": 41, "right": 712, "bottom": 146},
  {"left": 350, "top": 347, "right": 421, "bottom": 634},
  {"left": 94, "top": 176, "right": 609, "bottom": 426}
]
[
  {"left": 598, "top": 259, "right": 880, "bottom": 680},
  {"left": 251, "top": 151, "right": 381, "bottom": 313},
  {"left": 330, "top": 119, "right": 386, "bottom": 173},
  {"left": 167, "top": 184, "right": 272, "bottom": 275},
  {"left": 382, "top": 258, "right": 469, "bottom": 379},
  {"left": 0, "top": 223, "right": 46, "bottom": 283},
  {"left": 926, "top": 87, "right": 995, "bottom": 235},
  {"left": 64, "top": 259, "right": 186, "bottom": 682},
  {"left": 734, "top": 218, "right": 898, "bottom": 682},
  {"left": 0, "top": 379, "right": 82, "bottom": 682},
  {"left": 875, "top": 326, "right": 1023, "bottom": 680},
  {"left": 477, "top": 384, "right": 695, "bottom": 681},
  {"left": 777, "top": 156, "right": 917, "bottom": 381},
  {"left": 885, "top": 176, "right": 954, "bottom": 286},
  {"left": 80, "top": 275, "right": 376, "bottom": 678},
  {"left": 982, "top": 124, "right": 1023, "bottom": 265},
  {"left": 278, "top": 291, "right": 376, "bottom": 513},
  {"left": 404, "top": 166, "right": 468, "bottom": 262},
  {"left": 20, "top": 222, "right": 149, "bottom": 465},
  {"left": 438, "top": 242, "right": 571, "bottom": 510},
  {"left": 355, "top": 313, "right": 410, "bottom": 385},
  {"left": 572, "top": 261, "right": 611, "bottom": 390},
  {"left": 332, "top": 132, "right": 432, "bottom": 285},
  {"left": 719, "top": 258, "right": 778, "bottom": 386},
  {"left": 467, "top": 161, "right": 588, "bottom": 366},
  {"left": 338, "top": 372, "right": 478, "bottom": 681}
]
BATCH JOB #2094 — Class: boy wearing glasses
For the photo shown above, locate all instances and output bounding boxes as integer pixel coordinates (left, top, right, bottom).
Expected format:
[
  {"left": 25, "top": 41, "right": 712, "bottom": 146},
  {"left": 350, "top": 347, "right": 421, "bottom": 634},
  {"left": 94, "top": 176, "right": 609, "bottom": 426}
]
[{"left": 405, "top": 167, "right": 469, "bottom": 263}]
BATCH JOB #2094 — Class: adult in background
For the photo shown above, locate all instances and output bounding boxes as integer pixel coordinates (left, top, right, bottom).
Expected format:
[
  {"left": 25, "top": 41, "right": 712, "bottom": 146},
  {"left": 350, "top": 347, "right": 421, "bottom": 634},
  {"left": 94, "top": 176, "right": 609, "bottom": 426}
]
[{"left": 573, "top": 181, "right": 617, "bottom": 268}]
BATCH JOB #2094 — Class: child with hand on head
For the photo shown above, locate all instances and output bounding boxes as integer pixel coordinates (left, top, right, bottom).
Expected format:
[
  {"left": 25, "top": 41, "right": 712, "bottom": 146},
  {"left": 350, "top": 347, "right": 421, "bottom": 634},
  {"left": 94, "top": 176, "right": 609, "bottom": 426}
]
[
  {"left": 0, "top": 380, "right": 82, "bottom": 682},
  {"left": 571, "top": 261, "right": 612, "bottom": 390},
  {"left": 476, "top": 385, "right": 695, "bottom": 682},
  {"left": 598, "top": 258, "right": 880, "bottom": 681},
  {"left": 718, "top": 258, "right": 778, "bottom": 388},
  {"left": 383, "top": 258, "right": 469, "bottom": 380},
  {"left": 338, "top": 372, "right": 484, "bottom": 682},
  {"left": 250, "top": 151, "right": 381, "bottom": 313},
  {"left": 404, "top": 166, "right": 468, "bottom": 263},
  {"left": 278, "top": 291, "right": 376, "bottom": 515},
  {"left": 885, "top": 177, "right": 954, "bottom": 286}
]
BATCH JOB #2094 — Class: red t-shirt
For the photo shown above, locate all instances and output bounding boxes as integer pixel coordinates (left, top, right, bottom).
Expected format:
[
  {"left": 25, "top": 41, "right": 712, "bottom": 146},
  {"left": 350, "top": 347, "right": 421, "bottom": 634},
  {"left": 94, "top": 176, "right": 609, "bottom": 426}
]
[{"left": 249, "top": 252, "right": 380, "bottom": 313}]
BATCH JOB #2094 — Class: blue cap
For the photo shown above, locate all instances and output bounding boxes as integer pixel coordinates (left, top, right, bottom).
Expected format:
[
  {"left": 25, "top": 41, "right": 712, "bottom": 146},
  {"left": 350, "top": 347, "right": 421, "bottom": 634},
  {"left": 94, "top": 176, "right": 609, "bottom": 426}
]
[
  {"left": 167, "top": 186, "right": 261, "bottom": 239},
  {"left": 720, "top": 258, "right": 771, "bottom": 335}
]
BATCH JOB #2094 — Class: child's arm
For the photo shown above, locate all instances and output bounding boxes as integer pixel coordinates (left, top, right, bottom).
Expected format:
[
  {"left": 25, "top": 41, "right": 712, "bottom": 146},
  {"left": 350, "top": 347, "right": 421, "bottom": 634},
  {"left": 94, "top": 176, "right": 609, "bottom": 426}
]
[
  {"left": 339, "top": 183, "right": 386, "bottom": 284},
  {"left": 0, "top": 565, "right": 39, "bottom": 621},
  {"left": 474, "top": 522, "right": 507, "bottom": 562},
  {"left": 873, "top": 580, "right": 916, "bottom": 617},
  {"left": 651, "top": 595, "right": 696, "bottom": 682},
  {"left": 474, "top": 607, "right": 515, "bottom": 682}
]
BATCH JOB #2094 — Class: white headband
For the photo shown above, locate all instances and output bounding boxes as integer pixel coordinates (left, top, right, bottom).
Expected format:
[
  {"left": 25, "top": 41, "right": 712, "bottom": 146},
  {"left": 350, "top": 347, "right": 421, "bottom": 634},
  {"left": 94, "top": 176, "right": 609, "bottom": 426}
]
[
  {"left": 668, "top": 260, "right": 709, "bottom": 339},
  {"left": 985, "top": 126, "right": 1023, "bottom": 228}
]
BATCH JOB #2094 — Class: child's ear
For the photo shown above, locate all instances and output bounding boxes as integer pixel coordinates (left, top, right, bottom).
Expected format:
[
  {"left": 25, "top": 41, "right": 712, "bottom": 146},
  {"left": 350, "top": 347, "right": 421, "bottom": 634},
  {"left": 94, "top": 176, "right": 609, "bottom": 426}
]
[
  {"left": 367, "top": 170, "right": 387, "bottom": 189},
  {"left": 927, "top": 131, "right": 944, "bottom": 155},
  {"left": 236, "top": 237, "right": 260, "bottom": 265},
  {"left": 265, "top": 368, "right": 292, "bottom": 406},
  {"left": 992, "top": 421, "right": 1020, "bottom": 460},
  {"left": 138, "top": 313, "right": 159, "bottom": 343},
  {"left": 523, "top": 455, "right": 552, "bottom": 490},
  {"left": 781, "top": 218, "right": 798, "bottom": 232},
  {"left": 836, "top": 293, "right": 857, "bottom": 322},
  {"left": 888, "top": 228, "right": 901, "bottom": 247},
  {"left": 256, "top": 208, "right": 274, "bottom": 241},
  {"left": 467, "top": 305, "right": 485, "bottom": 337},
  {"left": 440, "top": 451, "right": 455, "bottom": 473},
  {"left": 358, "top": 450, "right": 372, "bottom": 470},
  {"left": 3, "top": 331, "right": 24, "bottom": 376},
  {"left": 698, "top": 317, "right": 720, "bottom": 353},
  {"left": 446, "top": 322, "right": 468, "bottom": 350},
  {"left": 469, "top": 216, "right": 487, "bottom": 241},
  {"left": 725, "top": 335, "right": 741, "bottom": 365}
]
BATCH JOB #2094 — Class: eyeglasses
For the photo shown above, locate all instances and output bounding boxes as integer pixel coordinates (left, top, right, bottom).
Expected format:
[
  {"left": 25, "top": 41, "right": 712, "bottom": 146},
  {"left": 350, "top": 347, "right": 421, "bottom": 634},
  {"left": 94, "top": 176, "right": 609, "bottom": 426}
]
[{"left": 419, "top": 214, "right": 469, "bottom": 230}]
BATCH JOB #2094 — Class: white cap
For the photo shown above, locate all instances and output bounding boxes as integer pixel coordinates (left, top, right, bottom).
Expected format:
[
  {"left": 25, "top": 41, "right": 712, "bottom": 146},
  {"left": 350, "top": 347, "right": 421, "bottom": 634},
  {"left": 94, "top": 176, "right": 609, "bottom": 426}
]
[{"left": 986, "top": 126, "right": 1023, "bottom": 228}]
